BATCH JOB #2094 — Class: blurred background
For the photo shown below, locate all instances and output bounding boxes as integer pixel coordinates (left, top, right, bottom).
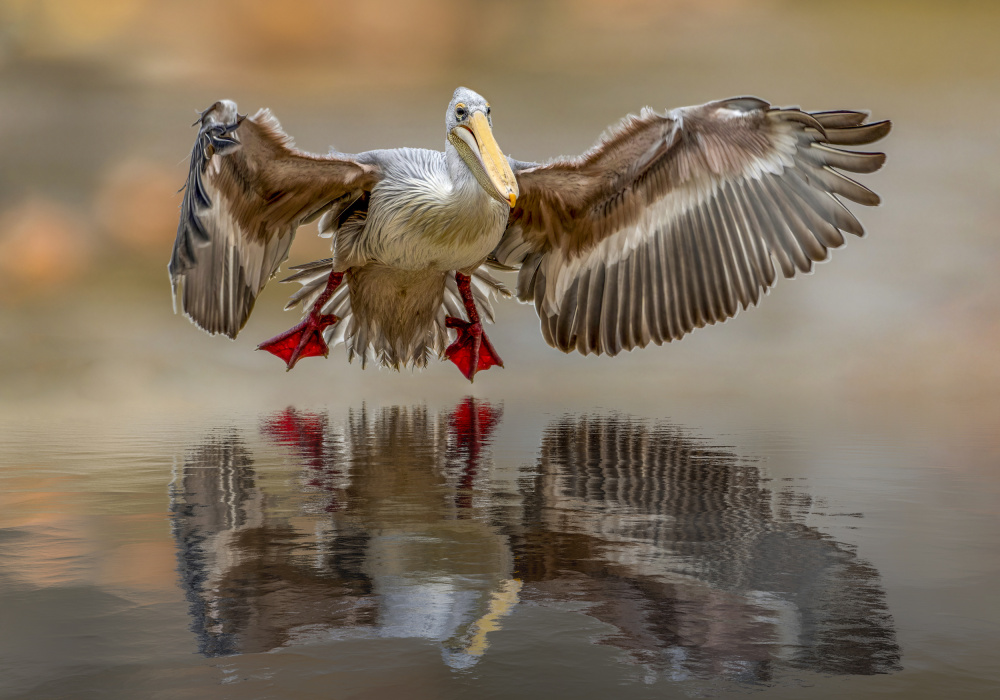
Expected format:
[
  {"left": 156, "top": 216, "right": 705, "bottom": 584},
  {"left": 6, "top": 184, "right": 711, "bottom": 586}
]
[{"left": 1, "top": 0, "right": 998, "bottom": 419}]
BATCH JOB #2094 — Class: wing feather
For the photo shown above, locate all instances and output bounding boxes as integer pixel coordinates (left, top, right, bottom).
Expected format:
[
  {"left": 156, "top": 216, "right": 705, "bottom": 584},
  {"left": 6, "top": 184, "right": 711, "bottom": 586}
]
[
  {"left": 618, "top": 251, "right": 634, "bottom": 349},
  {"left": 823, "top": 120, "right": 892, "bottom": 146},
  {"left": 710, "top": 194, "right": 750, "bottom": 309},
  {"left": 556, "top": 276, "right": 579, "bottom": 350},
  {"left": 572, "top": 267, "right": 592, "bottom": 354},
  {"left": 766, "top": 177, "right": 827, "bottom": 263},
  {"left": 585, "top": 262, "right": 606, "bottom": 354},
  {"left": 602, "top": 261, "right": 621, "bottom": 356},
  {"left": 811, "top": 110, "right": 869, "bottom": 128},
  {"left": 168, "top": 100, "right": 380, "bottom": 338},
  {"left": 498, "top": 96, "right": 889, "bottom": 355},
  {"left": 635, "top": 243, "right": 652, "bottom": 348},
  {"left": 646, "top": 228, "right": 666, "bottom": 343},
  {"left": 661, "top": 216, "right": 684, "bottom": 340}
]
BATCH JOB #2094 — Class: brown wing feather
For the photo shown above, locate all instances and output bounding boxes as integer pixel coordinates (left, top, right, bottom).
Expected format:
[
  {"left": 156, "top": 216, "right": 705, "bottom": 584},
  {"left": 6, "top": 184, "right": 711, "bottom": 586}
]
[
  {"left": 496, "top": 97, "right": 890, "bottom": 356},
  {"left": 168, "top": 100, "right": 380, "bottom": 338}
]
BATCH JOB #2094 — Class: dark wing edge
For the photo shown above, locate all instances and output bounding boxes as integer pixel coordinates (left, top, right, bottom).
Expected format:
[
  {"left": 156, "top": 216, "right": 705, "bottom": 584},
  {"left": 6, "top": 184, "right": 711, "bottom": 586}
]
[
  {"left": 495, "top": 97, "right": 891, "bottom": 356},
  {"left": 168, "top": 100, "right": 379, "bottom": 338}
]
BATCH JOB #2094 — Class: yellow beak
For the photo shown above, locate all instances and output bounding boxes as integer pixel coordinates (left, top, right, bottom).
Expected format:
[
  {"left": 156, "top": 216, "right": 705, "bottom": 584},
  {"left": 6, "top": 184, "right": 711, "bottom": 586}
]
[{"left": 450, "top": 111, "right": 519, "bottom": 208}]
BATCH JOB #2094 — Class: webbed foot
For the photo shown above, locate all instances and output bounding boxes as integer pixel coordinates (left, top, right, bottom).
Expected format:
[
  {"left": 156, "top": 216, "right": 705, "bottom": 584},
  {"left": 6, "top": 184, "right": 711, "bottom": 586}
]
[
  {"left": 258, "top": 312, "right": 339, "bottom": 370},
  {"left": 445, "top": 317, "right": 504, "bottom": 382}
]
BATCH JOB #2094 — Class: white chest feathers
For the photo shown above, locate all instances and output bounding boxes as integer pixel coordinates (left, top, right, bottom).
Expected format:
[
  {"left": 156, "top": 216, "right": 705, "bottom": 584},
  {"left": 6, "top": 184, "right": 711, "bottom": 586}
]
[{"left": 359, "top": 148, "right": 510, "bottom": 272}]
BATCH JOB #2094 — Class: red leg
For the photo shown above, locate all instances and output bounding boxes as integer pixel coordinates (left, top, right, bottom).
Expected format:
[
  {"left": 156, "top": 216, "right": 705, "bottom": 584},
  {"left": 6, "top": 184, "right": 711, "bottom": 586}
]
[
  {"left": 258, "top": 271, "right": 344, "bottom": 370},
  {"left": 445, "top": 273, "right": 504, "bottom": 381}
]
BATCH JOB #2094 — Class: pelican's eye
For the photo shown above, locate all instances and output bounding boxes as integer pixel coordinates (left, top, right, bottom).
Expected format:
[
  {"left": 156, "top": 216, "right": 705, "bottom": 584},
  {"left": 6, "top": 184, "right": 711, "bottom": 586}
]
[{"left": 455, "top": 103, "right": 467, "bottom": 120}]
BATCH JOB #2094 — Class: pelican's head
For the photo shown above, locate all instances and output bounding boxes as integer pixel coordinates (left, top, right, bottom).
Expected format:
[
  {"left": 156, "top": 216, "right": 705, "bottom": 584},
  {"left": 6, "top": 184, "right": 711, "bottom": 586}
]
[{"left": 446, "top": 87, "right": 518, "bottom": 208}]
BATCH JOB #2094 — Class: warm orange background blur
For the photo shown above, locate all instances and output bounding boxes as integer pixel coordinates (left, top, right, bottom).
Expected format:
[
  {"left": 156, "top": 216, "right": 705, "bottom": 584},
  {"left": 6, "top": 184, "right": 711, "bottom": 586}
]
[{"left": 1, "top": 0, "right": 998, "bottom": 417}]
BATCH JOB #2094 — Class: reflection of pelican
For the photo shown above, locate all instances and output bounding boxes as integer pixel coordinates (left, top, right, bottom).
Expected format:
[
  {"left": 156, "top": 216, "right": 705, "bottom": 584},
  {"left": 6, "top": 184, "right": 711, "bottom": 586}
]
[
  {"left": 515, "top": 415, "right": 900, "bottom": 678},
  {"left": 169, "top": 431, "right": 269, "bottom": 657},
  {"left": 172, "top": 401, "right": 515, "bottom": 667},
  {"left": 169, "top": 404, "right": 898, "bottom": 680},
  {"left": 169, "top": 88, "right": 889, "bottom": 380}
]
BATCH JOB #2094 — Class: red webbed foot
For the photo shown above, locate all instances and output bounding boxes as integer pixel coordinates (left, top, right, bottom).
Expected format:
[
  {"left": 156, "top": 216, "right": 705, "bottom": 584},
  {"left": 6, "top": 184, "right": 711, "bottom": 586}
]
[
  {"left": 257, "top": 312, "right": 339, "bottom": 370},
  {"left": 445, "top": 317, "right": 504, "bottom": 382},
  {"left": 259, "top": 270, "right": 345, "bottom": 370}
]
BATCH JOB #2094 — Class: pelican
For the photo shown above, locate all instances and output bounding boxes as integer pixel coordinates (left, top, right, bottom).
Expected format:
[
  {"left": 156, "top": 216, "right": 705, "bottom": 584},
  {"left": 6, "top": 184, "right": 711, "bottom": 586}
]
[{"left": 169, "top": 87, "right": 890, "bottom": 381}]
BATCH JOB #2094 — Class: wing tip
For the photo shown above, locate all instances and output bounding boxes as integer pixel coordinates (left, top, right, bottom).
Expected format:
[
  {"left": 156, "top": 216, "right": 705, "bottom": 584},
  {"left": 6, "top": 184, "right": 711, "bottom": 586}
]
[
  {"left": 197, "top": 99, "right": 240, "bottom": 128},
  {"left": 168, "top": 264, "right": 252, "bottom": 340}
]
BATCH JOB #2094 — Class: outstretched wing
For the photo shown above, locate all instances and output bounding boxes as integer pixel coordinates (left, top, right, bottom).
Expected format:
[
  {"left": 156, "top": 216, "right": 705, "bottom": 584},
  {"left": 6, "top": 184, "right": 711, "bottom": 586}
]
[
  {"left": 494, "top": 97, "right": 890, "bottom": 356},
  {"left": 169, "top": 100, "right": 380, "bottom": 338}
]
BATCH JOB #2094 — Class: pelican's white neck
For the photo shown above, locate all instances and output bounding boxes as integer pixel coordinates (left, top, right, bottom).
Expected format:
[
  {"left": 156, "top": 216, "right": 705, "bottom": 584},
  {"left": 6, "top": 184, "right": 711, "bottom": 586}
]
[{"left": 445, "top": 140, "right": 480, "bottom": 193}]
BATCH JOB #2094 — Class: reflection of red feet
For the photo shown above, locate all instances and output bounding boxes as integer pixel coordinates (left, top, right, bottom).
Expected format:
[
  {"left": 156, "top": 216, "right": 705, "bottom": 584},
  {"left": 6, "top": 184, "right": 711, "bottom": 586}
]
[
  {"left": 445, "top": 317, "right": 503, "bottom": 382},
  {"left": 258, "top": 311, "right": 339, "bottom": 370}
]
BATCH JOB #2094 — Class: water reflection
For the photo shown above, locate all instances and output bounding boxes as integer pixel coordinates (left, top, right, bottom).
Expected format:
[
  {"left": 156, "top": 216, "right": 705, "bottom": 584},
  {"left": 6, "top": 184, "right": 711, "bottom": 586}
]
[
  {"left": 515, "top": 415, "right": 900, "bottom": 680},
  {"left": 170, "top": 401, "right": 899, "bottom": 679}
]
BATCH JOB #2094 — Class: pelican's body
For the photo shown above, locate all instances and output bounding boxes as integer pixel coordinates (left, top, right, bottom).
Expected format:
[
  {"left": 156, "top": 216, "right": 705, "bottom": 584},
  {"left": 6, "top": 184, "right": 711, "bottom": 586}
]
[
  {"left": 169, "top": 87, "right": 890, "bottom": 380},
  {"left": 321, "top": 143, "right": 511, "bottom": 367}
]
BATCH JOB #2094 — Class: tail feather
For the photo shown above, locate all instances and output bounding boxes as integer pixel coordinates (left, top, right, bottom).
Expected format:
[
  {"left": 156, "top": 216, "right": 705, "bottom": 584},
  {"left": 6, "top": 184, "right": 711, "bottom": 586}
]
[{"left": 282, "top": 261, "right": 510, "bottom": 370}]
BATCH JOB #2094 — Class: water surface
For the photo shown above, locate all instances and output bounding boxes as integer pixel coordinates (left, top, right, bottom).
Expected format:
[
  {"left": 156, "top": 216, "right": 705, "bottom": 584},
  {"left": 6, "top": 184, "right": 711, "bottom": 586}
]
[{"left": 2, "top": 399, "right": 996, "bottom": 699}]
